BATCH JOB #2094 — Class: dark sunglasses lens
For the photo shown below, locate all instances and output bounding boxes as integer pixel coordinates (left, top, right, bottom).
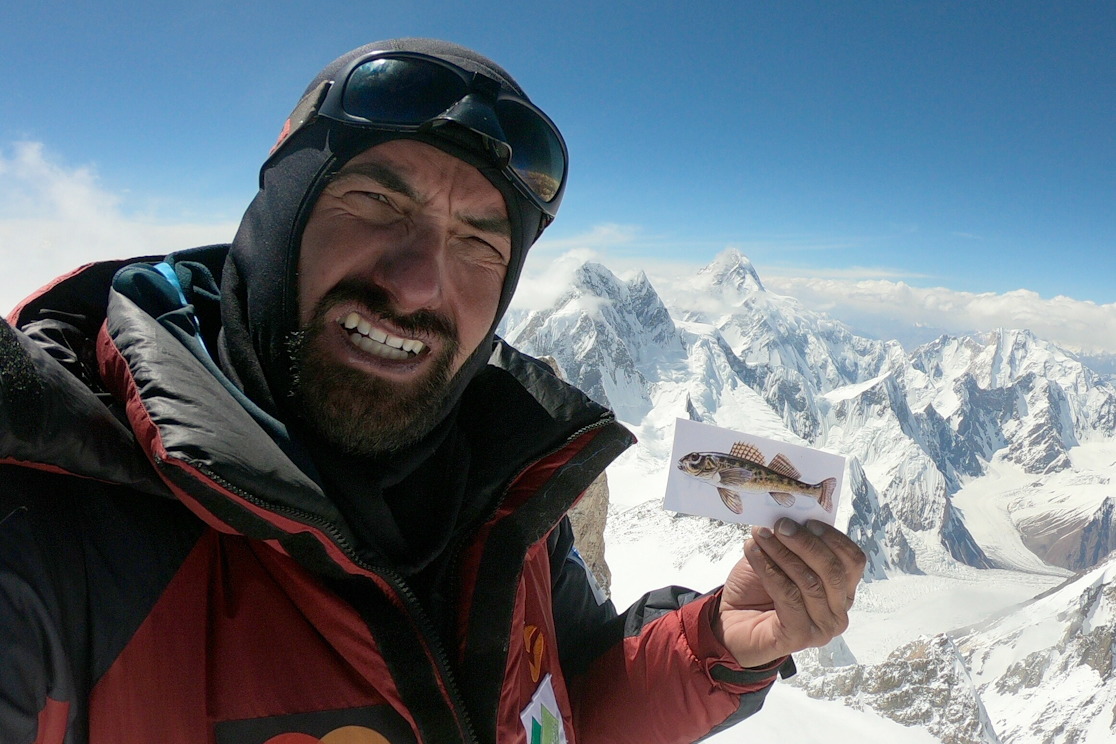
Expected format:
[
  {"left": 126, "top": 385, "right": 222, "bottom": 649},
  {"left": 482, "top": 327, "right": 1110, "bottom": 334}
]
[
  {"left": 496, "top": 100, "right": 565, "bottom": 202},
  {"left": 342, "top": 59, "right": 467, "bottom": 124}
]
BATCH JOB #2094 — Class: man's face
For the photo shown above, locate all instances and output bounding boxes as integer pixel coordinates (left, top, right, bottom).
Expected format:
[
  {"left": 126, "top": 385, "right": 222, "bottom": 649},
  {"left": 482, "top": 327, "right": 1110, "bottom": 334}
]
[{"left": 292, "top": 139, "right": 512, "bottom": 455}]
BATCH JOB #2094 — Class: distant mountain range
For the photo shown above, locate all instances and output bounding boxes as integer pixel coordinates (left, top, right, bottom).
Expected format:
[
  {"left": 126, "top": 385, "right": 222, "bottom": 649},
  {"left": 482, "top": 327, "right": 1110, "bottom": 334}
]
[
  {"left": 501, "top": 249, "right": 1116, "bottom": 743},
  {"left": 505, "top": 249, "right": 1115, "bottom": 575}
]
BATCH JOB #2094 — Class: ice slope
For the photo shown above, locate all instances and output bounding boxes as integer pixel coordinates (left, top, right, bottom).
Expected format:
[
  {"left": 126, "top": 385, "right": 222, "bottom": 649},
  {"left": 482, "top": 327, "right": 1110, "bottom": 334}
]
[{"left": 957, "top": 556, "right": 1116, "bottom": 744}]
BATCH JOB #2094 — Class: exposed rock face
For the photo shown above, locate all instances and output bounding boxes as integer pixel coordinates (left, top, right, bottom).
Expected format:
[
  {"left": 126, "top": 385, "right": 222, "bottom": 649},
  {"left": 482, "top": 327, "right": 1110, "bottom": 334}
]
[
  {"left": 536, "top": 355, "right": 613, "bottom": 596},
  {"left": 845, "top": 457, "right": 919, "bottom": 579},
  {"left": 567, "top": 472, "right": 612, "bottom": 596},
  {"left": 510, "top": 263, "right": 682, "bottom": 423},
  {"left": 957, "top": 556, "right": 1116, "bottom": 744},
  {"left": 827, "top": 370, "right": 993, "bottom": 568},
  {"left": 791, "top": 635, "right": 1001, "bottom": 744},
  {"left": 503, "top": 252, "right": 1116, "bottom": 742},
  {"left": 1017, "top": 496, "right": 1116, "bottom": 572}
]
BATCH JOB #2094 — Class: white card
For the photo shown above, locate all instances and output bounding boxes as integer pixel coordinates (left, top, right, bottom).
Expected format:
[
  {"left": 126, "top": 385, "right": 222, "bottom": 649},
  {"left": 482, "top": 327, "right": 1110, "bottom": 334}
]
[{"left": 663, "top": 418, "right": 845, "bottom": 528}]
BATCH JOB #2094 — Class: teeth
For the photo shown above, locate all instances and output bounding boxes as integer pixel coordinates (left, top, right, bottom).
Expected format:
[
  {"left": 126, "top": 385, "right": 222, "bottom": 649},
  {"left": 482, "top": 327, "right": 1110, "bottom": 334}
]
[
  {"left": 340, "top": 312, "right": 427, "bottom": 359},
  {"left": 353, "top": 333, "right": 375, "bottom": 353}
]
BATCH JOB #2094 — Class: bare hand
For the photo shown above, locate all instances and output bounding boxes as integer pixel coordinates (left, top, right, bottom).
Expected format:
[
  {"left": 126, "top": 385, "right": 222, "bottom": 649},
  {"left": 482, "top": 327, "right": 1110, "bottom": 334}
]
[{"left": 712, "top": 518, "right": 866, "bottom": 668}]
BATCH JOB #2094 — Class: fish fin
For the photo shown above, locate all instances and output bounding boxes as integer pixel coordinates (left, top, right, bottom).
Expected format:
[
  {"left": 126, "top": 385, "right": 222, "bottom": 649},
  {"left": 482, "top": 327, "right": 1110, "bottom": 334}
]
[
  {"left": 770, "top": 492, "right": 796, "bottom": 507},
  {"left": 818, "top": 477, "right": 837, "bottom": 512},
  {"left": 768, "top": 453, "right": 802, "bottom": 480},
  {"left": 729, "top": 441, "right": 766, "bottom": 465},
  {"left": 717, "top": 488, "right": 743, "bottom": 514},
  {"left": 717, "top": 467, "right": 755, "bottom": 487}
]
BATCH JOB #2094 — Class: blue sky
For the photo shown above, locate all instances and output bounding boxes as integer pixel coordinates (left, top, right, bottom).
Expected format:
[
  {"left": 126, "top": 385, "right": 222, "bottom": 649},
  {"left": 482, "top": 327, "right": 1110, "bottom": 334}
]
[{"left": 1, "top": 1, "right": 1114, "bottom": 350}]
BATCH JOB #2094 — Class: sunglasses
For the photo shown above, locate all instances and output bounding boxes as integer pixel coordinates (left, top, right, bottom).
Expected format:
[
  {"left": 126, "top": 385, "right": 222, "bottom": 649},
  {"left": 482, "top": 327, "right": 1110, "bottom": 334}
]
[{"left": 271, "top": 51, "right": 568, "bottom": 222}]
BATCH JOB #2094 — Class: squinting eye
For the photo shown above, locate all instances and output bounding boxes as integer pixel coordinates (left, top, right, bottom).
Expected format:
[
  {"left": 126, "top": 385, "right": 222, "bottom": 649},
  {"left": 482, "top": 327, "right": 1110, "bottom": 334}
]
[
  {"left": 337, "top": 190, "right": 395, "bottom": 214},
  {"left": 467, "top": 237, "right": 510, "bottom": 264}
]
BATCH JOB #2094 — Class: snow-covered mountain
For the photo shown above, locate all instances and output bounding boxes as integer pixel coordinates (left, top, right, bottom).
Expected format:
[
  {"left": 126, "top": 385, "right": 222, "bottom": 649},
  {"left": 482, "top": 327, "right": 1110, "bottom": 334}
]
[
  {"left": 957, "top": 554, "right": 1116, "bottom": 743},
  {"left": 505, "top": 249, "right": 1116, "bottom": 576},
  {"left": 790, "top": 635, "right": 1001, "bottom": 744},
  {"left": 503, "top": 249, "right": 1116, "bottom": 743}
]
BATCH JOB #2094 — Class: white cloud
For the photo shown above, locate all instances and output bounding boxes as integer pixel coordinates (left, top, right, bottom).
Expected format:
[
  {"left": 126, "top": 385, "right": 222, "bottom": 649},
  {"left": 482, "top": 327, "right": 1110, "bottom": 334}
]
[
  {"left": 761, "top": 263, "right": 935, "bottom": 282},
  {"left": 754, "top": 276, "right": 1116, "bottom": 356},
  {"left": 533, "top": 223, "right": 643, "bottom": 253},
  {"left": 0, "top": 142, "right": 237, "bottom": 314},
  {"left": 511, "top": 247, "right": 601, "bottom": 312}
]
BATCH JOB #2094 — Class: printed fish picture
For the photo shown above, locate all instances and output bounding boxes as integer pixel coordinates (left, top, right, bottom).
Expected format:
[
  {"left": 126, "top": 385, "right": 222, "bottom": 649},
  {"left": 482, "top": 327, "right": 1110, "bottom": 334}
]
[
  {"left": 676, "top": 441, "right": 837, "bottom": 515},
  {"left": 664, "top": 419, "right": 845, "bottom": 527}
]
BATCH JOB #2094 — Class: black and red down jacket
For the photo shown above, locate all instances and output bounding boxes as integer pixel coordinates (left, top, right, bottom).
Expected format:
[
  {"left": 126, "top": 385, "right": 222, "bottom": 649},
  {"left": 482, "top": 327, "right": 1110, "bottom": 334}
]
[{"left": 0, "top": 251, "right": 785, "bottom": 744}]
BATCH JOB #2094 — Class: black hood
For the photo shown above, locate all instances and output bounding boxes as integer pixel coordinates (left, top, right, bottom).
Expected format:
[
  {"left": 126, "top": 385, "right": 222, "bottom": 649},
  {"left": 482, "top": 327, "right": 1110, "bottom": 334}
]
[{"left": 218, "top": 38, "right": 550, "bottom": 422}]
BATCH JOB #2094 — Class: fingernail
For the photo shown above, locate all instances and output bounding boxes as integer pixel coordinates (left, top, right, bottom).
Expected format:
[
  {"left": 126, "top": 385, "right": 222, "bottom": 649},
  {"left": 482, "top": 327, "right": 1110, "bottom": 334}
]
[
  {"left": 807, "top": 520, "right": 826, "bottom": 536},
  {"left": 776, "top": 519, "right": 799, "bottom": 536},
  {"left": 755, "top": 526, "right": 773, "bottom": 539}
]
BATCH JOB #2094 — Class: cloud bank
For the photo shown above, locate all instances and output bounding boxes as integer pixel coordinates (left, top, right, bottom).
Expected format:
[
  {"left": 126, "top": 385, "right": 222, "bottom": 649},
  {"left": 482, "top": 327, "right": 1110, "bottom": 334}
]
[
  {"left": 764, "top": 276, "right": 1116, "bottom": 356},
  {"left": 518, "top": 229, "right": 1116, "bottom": 357},
  {"left": 0, "top": 142, "right": 237, "bottom": 313}
]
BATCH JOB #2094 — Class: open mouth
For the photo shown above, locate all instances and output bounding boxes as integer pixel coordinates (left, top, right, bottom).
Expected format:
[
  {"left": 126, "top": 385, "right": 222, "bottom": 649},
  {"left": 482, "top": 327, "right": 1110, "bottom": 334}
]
[{"left": 340, "top": 311, "right": 427, "bottom": 361}]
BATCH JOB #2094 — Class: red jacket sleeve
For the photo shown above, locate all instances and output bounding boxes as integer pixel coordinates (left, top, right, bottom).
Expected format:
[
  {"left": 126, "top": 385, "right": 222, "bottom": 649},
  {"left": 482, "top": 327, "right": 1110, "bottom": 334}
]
[{"left": 568, "top": 590, "right": 787, "bottom": 744}]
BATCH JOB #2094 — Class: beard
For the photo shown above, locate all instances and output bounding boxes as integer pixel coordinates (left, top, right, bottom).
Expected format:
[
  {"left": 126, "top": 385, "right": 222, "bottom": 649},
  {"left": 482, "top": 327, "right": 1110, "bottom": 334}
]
[{"left": 287, "top": 281, "right": 465, "bottom": 457}]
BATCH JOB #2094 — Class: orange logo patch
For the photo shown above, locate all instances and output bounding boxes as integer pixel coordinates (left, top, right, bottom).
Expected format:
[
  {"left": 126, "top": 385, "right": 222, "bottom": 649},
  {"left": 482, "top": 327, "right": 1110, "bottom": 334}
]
[{"left": 524, "top": 625, "right": 546, "bottom": 683}]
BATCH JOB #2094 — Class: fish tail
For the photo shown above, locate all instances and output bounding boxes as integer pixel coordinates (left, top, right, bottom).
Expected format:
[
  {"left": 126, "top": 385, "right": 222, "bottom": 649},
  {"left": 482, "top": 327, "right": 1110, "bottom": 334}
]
[{"left": 819, "top": 478, "right": 837, "bottom": 512}]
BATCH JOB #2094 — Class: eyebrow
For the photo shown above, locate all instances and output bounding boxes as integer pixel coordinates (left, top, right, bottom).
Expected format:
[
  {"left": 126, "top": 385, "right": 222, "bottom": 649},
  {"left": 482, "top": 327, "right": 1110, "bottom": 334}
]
[
  {"left": 463, "top": 214, "right": 512, "bottom": 238},
  {"left": 333, "top": 160, "right": 512, "bottom": 239},
  {"left": 333, "top": 161, "right": 418, "bottom": 200}
]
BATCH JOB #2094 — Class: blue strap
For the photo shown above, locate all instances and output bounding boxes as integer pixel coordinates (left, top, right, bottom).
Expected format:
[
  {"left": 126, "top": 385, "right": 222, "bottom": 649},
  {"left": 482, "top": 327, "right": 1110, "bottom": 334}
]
[
  {"left": 153, "top": 261, "right": 190, "bottom": 308},
  {"left": 152, "top": 261, "right": 209, "bottom": 357}
]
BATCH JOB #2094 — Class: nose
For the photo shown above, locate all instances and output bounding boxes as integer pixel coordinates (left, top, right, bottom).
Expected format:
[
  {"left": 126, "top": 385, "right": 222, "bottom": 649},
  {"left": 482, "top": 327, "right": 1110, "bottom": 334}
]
[{"left": 371, "top": 225, "right": 446, "bottom": 314}]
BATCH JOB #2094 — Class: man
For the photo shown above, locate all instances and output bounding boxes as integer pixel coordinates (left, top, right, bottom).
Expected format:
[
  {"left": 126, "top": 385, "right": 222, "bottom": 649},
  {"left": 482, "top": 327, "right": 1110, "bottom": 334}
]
[{"left": 0, "top": 38, "right": 865, "bottom": 744}]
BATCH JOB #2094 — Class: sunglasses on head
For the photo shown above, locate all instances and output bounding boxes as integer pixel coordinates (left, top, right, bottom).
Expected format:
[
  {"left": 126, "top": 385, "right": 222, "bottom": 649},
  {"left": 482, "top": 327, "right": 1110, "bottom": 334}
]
[{"left": 269, "top": 51, "right": 568, "bottom": 222}]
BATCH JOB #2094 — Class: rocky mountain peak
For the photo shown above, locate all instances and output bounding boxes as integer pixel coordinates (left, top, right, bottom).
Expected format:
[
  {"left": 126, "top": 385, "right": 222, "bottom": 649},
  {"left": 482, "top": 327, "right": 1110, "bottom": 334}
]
[{"left": 697, "top": 247, "right": 766, "bottom": 294}]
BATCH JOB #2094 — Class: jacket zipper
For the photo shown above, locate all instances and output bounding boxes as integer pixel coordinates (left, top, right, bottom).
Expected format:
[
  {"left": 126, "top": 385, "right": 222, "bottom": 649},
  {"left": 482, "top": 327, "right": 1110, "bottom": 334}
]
[
  {"left": 193, "top": 465, "right": 481, "bottom": 744},
  {"left": 187, "top": 413, "right": 618, "bottom": 744}
]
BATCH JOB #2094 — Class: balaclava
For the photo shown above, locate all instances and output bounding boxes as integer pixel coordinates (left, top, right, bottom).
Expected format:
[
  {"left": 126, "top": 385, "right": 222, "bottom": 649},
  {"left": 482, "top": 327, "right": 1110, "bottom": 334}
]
[
  {"left": 220, "top": 38, "right": 553, "bottom": 422},
  {"left": 215, "top": 39, "right": 561, "bottom": 575}
]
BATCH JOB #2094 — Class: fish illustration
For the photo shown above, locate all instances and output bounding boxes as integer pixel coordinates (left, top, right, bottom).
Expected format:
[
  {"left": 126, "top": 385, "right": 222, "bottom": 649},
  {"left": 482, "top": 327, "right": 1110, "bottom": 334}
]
[{"left": 676, "top": 441, "right": 836, "bottom": 515}]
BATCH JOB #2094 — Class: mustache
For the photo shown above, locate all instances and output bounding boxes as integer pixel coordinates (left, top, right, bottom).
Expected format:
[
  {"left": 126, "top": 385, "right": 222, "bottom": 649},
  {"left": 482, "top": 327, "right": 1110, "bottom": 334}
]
[{"left": 307, "top": 279, "right": 457, "bottom": 340}]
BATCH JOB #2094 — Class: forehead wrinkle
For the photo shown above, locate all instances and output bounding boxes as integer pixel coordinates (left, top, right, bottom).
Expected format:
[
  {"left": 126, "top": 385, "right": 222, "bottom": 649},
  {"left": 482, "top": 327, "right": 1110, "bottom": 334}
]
[
  {"left": 332, "top": 161, "right": 419, "bottom": 201},
  {"left": 336, "top": 156, "right": 510, "bottom": 239}
]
